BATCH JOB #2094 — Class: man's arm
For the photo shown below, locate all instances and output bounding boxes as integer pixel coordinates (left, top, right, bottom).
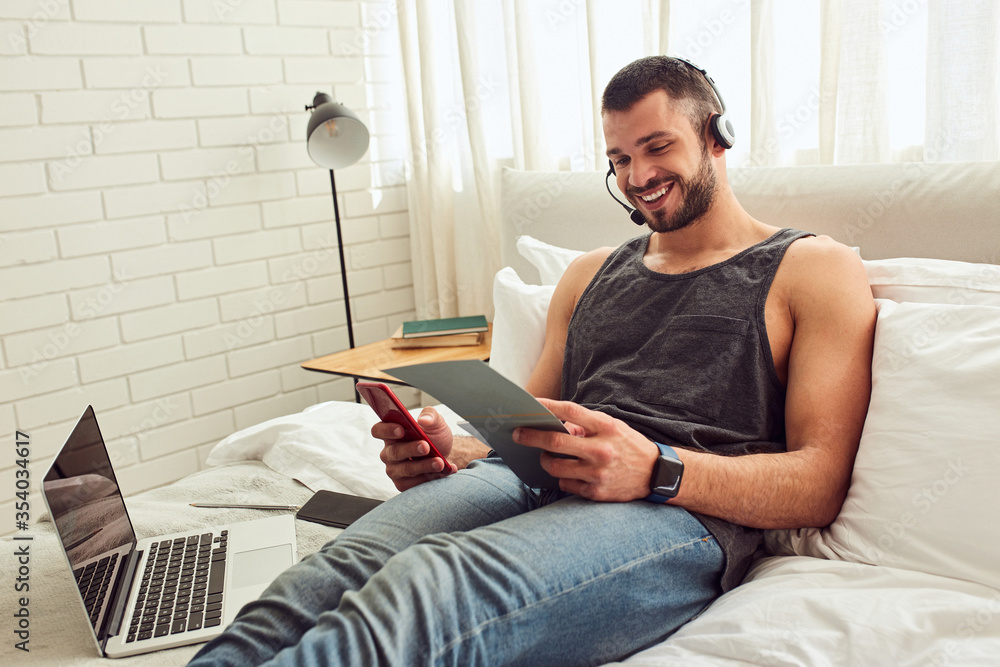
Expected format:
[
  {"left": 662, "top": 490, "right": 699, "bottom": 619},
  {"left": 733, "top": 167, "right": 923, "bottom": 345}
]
[
  {"left": 524, "top": 248, "right": 616, "bottom": 399},
  {"left": 673, "top": 238, "right": 876, "bottom": 528},
  {"left": 516, "top": 238, "right": 877, "bottom": 529}
]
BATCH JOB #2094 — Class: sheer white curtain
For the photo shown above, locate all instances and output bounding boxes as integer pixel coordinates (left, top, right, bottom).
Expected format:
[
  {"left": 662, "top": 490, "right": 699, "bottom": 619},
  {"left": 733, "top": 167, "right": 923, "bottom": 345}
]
[
  {"left": 393, "top": 0, "right": 1000, "bottom": 315},
  {"left": 926, "top": 0, "right": 1000, "bottom": 161},
  {"left": 395, "top": 0, "right": 663, "bottom": 318}
]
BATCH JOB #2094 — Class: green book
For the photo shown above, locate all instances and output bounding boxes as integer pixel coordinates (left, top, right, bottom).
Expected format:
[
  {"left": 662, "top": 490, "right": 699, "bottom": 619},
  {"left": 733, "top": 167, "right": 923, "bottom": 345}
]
[{"left": 401, "top": 315, "right": 488, "bottom": 339}]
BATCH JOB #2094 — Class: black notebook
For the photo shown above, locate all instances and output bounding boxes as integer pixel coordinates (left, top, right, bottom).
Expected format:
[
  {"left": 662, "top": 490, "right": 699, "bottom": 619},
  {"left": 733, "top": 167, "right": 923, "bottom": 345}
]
[{"left": 295, "top": 490, "right": 384, "bottom": 529}]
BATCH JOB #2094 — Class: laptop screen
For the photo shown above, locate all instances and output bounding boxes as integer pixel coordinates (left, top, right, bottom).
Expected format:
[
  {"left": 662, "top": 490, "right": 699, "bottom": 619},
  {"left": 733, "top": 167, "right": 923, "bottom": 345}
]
[{"left": 43, "top": 405, "right": 137, "bottom": 580}]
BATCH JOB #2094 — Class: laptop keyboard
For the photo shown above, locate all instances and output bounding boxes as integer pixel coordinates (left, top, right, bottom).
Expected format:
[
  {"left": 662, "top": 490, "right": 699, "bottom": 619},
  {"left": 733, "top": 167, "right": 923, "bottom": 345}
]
[
  {"left": 74, "top": 552, "right": 119, "bottom": 628},
  {"left": 126, "top": 529, "right": 229, "bottom": 643}
]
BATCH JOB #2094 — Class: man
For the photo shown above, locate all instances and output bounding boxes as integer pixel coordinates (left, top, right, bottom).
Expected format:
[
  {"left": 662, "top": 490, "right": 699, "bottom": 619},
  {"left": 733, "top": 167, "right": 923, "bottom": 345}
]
[{"left": 190, "top": 56, "right": 875, "bottom": 666}]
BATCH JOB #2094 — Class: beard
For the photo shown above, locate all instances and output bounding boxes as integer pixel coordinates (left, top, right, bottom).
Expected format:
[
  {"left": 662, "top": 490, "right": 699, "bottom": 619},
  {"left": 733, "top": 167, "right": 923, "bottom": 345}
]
[{"left": 628, "top": 148, "right": 718, "bottom": 233}]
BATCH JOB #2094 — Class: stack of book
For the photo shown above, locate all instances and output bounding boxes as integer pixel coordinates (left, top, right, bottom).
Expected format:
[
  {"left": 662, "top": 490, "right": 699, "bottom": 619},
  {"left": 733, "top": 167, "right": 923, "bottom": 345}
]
[{"left": 390, "top": 315, "right": 489, "bottom": 349}]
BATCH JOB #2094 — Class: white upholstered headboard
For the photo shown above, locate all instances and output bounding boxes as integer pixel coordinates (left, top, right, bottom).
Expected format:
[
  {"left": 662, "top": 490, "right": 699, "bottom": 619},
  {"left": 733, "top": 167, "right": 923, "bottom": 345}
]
[{"left": 500, "top": 162, "right": 1000, "bottom": 285}]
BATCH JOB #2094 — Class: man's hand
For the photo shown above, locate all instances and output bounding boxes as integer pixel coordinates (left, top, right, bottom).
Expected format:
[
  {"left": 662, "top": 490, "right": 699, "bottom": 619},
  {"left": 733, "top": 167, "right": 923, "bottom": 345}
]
[
  {"left": 372, "top": 406, "right": 458, "bottom": 492},
  {"left": 514, "top": 398, "right": 661, "bottom": 502}
]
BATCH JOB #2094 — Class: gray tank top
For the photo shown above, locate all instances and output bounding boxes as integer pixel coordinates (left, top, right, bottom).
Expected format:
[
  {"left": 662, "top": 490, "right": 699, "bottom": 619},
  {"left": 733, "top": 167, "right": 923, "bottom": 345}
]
[{"left": 561, "top": 227, "right": 813, "bottom": 592}]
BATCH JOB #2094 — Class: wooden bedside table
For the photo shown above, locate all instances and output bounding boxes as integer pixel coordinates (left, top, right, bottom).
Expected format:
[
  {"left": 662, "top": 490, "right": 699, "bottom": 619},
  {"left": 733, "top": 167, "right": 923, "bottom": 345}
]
[{"left": 301, "top": 323, "right": 492, "bottom": 384}]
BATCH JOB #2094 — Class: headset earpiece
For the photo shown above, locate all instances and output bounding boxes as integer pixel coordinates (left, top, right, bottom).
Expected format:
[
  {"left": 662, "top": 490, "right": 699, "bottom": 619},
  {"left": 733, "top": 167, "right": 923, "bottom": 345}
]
[
  {"left": 674, "top": 57, "right": 735, "bottom": 151},
  {"left": 709, "top": 113, "right": 735, "bottom": 150}
]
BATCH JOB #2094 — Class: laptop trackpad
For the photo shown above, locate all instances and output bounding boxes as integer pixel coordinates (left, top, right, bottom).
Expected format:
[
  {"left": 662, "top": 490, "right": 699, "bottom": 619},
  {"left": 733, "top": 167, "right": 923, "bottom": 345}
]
[{"left": 231, "top": 544, "right": 293, "bottom": 589}]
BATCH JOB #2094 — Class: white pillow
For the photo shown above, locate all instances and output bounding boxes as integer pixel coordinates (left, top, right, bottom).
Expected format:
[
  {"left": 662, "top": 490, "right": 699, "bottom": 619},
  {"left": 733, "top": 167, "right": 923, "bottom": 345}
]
[
  {"left": 768, "top": 299, "right": 1000, "bottom": 590},
  {"left": 206, "top": 401, "right": 466, "bottom": 500},
  {"left": 516, "top": 235, "right": 584, "bottom": 285},
  {"left": 863, "top": 256, "right": 1000, "bottom": 306},
  {"left": 489, "top": 267, "right": 554, "bottom": 387}
]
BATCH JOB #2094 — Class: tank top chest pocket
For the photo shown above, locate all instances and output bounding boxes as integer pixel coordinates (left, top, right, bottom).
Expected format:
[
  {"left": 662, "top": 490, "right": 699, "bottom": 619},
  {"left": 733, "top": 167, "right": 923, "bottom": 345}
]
[{"left": 637, "top": 315, "right": 750, "bottom": 421}]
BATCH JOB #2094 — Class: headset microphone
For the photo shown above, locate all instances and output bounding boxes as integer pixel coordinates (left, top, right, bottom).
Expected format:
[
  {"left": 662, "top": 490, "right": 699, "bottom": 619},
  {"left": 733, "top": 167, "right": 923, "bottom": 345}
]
[{"left": 605, "top": 162, "right": 647, "bottom": 226}]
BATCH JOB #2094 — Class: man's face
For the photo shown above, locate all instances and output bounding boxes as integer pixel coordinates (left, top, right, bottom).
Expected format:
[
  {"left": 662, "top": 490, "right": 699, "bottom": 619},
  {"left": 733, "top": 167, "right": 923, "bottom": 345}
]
[{"left": 603, "top": 91, "right": 718, "bottom": 233}]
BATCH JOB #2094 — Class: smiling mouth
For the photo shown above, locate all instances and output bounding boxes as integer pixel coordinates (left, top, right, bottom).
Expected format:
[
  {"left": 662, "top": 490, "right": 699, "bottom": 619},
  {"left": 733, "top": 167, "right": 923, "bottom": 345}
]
[{"left": 637, "top": 182, "right": 673, "bottom": 204}]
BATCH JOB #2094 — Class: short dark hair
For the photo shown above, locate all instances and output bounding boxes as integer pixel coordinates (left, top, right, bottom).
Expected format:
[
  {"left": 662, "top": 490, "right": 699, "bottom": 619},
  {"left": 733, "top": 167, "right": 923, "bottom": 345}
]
[{"left": 601, "top": 56, "right": 721, "bottom": 141}]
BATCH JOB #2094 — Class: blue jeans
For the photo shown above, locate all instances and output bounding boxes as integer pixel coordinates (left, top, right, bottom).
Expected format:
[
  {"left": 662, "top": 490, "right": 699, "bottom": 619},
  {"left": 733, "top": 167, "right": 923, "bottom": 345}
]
[{"left": 189, "top": 457, "right": 723, "bottom": 666}]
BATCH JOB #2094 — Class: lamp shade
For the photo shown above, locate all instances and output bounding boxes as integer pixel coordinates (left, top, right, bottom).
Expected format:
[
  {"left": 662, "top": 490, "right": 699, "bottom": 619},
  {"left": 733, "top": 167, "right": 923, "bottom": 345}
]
[{"left": 305, "top": 92, "right": 370, "bottom": 169}]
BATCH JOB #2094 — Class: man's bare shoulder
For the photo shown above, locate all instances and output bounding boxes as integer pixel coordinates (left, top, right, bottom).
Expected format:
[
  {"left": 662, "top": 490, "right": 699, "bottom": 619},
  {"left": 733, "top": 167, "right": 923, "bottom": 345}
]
[
  {"left": 784, "top": 233, "right": 860, "bottom": 261},
  {"left": 545, "top": 246, "right": 619, "bottom": 323},
  {"left": 558, "top": 246, "right": 617, "bottom": 290},
  {"left": 778, "top": 234, "right": 872, "bottom": 317},
  {"left": 526, "top": 245, "right": 620, "bottom": 399}
]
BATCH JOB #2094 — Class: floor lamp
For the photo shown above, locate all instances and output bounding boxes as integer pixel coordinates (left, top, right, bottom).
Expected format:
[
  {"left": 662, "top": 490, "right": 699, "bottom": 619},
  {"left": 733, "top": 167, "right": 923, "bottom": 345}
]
[{"left": 304, "top": 92, "right": 370, "bottom": 352}]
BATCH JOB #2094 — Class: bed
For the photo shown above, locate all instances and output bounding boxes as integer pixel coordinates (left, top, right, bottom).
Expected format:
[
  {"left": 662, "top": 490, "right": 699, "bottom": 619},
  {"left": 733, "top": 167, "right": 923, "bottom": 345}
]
[{"left": 5, "top": 160, "right": 1000, "bottom": 665}]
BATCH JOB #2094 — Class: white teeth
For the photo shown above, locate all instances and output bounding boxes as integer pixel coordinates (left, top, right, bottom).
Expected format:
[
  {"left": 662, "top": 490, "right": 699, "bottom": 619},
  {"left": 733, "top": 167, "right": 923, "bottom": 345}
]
[{"left": 641, "top": 185, "right": 669, "bottom": 202}]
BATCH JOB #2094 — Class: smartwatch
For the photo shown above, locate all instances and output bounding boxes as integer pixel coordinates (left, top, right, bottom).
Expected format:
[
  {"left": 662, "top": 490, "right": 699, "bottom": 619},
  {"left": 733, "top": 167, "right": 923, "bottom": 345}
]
[{"left": 644, "top": 442, "right": 684, "bottom": 503}]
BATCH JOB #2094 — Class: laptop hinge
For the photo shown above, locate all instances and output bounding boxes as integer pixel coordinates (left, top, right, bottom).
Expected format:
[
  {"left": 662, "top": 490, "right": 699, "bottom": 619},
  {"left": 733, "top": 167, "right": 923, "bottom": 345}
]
[{"left": 104, "top": 547, "right": 142, "bottom": 644}]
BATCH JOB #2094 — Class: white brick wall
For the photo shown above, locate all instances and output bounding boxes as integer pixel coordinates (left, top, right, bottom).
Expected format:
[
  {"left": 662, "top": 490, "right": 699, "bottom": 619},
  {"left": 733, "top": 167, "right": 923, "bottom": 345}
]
[
  {"left": 0, "top": 0, "right": 417, "bottom": 535},
  {"left": 30, "top": 22, "right": 143, "bottom": 55}
]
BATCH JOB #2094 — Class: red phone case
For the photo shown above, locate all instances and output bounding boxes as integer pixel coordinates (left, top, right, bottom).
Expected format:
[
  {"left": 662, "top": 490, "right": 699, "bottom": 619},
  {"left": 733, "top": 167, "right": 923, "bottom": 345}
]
[{"left": 356, "top": 381, "right": 448, "bottom": 462}]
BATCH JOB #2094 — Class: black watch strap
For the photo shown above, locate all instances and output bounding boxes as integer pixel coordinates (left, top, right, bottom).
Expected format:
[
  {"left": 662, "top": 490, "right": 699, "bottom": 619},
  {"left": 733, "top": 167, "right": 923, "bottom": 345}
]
[{"left": 644, "top": 442, "right": 684, "bottom": 503}]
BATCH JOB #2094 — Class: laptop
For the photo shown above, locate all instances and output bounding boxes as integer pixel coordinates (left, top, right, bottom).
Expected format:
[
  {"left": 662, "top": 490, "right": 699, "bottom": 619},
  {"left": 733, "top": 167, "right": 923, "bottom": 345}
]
[{"left": 42, "top": 405, "right": 298, "bottom": 658}]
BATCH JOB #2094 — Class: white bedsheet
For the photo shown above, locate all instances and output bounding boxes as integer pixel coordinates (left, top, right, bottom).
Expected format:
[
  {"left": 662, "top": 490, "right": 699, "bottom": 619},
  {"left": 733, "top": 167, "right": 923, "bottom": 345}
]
[{"left": 616, "top": 556, "right": 1000, "bottom": 666}]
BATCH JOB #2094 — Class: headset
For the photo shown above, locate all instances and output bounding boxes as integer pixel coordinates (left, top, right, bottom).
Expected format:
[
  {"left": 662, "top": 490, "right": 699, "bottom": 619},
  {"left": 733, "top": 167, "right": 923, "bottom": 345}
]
[{"left": 606, "top": 57, "right": 735, "bottom": 225}]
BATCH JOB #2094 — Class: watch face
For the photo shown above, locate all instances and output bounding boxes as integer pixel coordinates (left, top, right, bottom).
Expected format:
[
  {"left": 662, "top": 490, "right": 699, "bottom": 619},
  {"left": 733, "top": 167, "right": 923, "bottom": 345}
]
[{"left": 653, "top": 455, "right": 684, "bottom": 497}]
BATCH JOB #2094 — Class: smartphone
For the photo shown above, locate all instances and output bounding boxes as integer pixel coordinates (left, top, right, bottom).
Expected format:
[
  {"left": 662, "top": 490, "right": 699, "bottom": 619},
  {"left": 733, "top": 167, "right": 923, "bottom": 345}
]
[
  {"left": 356, "top": 381, "right": 450, "bottom": 467},
  {"left": 296, "top": 490, "right": 383, "bottom": 529}
]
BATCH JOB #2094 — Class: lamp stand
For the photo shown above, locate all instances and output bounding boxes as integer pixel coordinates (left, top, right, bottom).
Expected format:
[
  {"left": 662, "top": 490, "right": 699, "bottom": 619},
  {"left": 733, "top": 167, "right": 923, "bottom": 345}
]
[
  {"left": 329, "top": 169, "right": 355, "bottom": 350},
  {"left": 328, "top": 169, "right": 359, "bottom": 402}
]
